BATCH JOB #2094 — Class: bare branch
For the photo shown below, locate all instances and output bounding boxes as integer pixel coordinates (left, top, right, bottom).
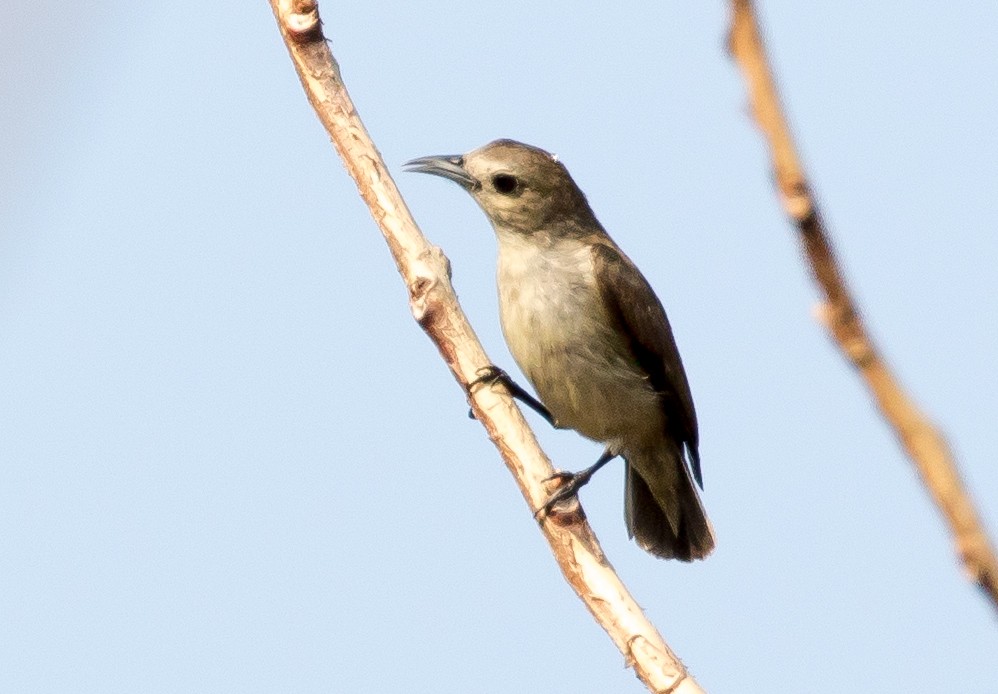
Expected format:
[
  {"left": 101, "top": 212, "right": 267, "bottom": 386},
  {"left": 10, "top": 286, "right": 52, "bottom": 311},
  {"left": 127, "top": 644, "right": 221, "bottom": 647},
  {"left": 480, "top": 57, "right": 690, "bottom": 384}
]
[
  {"left": 728, "top": 0, "right": 998, "bottom": 613},
  {"left": 268, "top": 1, "right": 709, "bottom": 690}
]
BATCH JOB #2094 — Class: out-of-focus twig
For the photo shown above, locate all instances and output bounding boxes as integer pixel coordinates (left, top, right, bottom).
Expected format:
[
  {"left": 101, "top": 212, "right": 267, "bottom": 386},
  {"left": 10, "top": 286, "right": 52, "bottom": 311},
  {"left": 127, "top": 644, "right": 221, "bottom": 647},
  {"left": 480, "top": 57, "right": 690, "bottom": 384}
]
[
  {"left": 268, "top": 1, "right": 710, "bottom": 690},
  {"left": 728, "top": 0, "right": 998, "bottom": 614}
]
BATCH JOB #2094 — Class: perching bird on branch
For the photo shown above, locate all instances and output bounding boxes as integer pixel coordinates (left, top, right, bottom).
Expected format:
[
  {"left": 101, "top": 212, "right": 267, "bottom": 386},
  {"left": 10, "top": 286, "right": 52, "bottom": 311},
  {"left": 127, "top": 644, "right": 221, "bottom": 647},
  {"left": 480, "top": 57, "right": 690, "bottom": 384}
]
[{"left": 406, "top": 139, "right": 714, "bottom": 561}]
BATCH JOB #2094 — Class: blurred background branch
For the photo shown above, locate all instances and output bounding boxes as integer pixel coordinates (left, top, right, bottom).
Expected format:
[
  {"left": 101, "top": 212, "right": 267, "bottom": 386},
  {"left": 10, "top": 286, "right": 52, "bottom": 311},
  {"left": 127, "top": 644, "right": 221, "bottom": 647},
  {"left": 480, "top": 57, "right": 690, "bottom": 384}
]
[{"left": 728, "top": 0, "right": 998, "bottom": 614}]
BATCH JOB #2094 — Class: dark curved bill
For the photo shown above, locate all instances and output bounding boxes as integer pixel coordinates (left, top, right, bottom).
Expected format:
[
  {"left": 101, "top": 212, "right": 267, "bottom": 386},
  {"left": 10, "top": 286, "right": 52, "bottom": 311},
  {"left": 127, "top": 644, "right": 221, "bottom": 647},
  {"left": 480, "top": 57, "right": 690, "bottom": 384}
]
[{"left": 402, "top": 155, "right": 478, "bottom": 189}]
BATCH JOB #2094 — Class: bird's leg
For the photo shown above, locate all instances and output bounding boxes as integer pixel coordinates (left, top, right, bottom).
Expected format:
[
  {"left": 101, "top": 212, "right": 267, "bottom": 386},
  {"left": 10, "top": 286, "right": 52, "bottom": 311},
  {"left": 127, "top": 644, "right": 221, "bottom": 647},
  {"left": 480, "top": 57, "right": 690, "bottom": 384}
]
[
  {"left": 536, "top": 448, "right": 618, "bottom": 517},
  {"left": 466, "top": 365, "right": 556, "bottom": 427}
]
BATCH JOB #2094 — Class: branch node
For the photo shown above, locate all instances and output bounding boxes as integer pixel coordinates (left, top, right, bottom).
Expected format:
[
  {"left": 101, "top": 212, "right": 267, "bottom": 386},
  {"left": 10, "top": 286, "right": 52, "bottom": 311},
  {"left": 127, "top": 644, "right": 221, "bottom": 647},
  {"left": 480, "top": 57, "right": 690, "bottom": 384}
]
[
  {"left": 781, "top": 180, "right": 814, "bottom": 221},
  {"left": 544, "top": 502, "right": 585, "bottom": 526},
  {"left": 812, "top": 302, "right": 874, "bottom": 368},
  {"left": 408, "top": 247, "right": 452, "bottom": 327},
  {"left": 408, "top": 274, "right": 436, "bottom": 325},
  {"left": 958, "top": 534, "right": 990, "bottom": 582},
  {"left": 629, "top": 635, "right": 687, "bottom": 693},
  {"left": 280, "top": 0, "right": 322, "bottom": 42}
]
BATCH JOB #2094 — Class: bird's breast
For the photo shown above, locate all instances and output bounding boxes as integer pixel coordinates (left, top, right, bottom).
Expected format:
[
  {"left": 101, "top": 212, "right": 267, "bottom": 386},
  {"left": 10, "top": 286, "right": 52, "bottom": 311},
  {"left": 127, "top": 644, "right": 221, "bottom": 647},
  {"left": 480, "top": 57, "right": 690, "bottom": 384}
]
[{"left": 495, "top": 235, "right": 661, "bottom": 446}]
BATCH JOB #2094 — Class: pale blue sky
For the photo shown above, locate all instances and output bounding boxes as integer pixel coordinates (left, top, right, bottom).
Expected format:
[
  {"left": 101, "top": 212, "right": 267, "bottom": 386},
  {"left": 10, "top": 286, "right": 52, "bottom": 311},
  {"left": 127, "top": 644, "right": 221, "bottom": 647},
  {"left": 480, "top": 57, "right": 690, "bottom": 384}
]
[{"left": 2, "top": 2, "right": 996, "bottom": 692}]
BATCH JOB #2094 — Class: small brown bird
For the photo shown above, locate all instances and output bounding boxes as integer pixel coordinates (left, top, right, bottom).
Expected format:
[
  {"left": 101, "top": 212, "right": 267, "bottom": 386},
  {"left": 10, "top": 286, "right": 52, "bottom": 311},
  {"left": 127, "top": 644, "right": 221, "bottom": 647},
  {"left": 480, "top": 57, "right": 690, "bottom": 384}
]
[{"left": 405, "top": 139, "right": 714, "bottom": 561}]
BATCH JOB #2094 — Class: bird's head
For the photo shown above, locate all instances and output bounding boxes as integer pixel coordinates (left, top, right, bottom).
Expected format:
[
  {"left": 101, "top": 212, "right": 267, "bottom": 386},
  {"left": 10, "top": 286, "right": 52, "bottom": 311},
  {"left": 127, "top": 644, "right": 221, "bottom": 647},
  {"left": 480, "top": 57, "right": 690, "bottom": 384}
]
[{"left": 404, "top": 139, "right": 597, "bottom": 236}]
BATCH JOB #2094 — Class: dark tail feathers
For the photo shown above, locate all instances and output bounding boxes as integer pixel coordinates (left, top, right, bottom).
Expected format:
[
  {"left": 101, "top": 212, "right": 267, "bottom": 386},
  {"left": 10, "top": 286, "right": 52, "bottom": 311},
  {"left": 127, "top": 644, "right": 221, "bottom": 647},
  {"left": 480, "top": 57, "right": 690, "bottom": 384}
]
[{"left": 624, "top": 460, "right": 715, "bottom": 561}]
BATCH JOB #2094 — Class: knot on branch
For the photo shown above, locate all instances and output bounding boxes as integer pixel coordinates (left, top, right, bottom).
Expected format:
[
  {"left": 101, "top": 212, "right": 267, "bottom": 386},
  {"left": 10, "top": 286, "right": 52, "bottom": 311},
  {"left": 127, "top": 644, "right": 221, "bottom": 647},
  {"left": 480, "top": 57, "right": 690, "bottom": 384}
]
[
  {"left": 280, "top": 0, "right": 323, "bottom": 42},
  {"left": 628, "top": 635, "right": 688, "bottom": 693},
  {"left": 813, "top": 302, "right": 875, "bottom": 368},
  {"left": 408, "top": 274, "right": 437, "bottom": 326},
  {"left": 408, "top": 246, "right": 452, "bottom": 327},
  {"left": 779, "top": 177, "right": 814, "bottom": 222},
  {"left": 956, "top": 531, "right": 998, "bottom": 594}
]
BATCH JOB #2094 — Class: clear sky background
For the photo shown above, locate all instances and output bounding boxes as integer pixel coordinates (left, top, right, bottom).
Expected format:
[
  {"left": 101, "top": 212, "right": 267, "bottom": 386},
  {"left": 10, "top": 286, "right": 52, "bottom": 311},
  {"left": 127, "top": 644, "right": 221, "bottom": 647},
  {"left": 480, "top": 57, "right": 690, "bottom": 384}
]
[{"left": 2, "top": 2, "right": 996, "bottom": 692}]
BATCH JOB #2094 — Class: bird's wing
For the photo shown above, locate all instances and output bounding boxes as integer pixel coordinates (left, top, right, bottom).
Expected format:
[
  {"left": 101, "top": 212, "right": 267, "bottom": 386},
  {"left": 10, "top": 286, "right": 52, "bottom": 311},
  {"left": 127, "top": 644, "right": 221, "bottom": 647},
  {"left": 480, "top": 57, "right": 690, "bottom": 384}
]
[{"left": 591, "top": 242, "right": 702, "bottom": 488}]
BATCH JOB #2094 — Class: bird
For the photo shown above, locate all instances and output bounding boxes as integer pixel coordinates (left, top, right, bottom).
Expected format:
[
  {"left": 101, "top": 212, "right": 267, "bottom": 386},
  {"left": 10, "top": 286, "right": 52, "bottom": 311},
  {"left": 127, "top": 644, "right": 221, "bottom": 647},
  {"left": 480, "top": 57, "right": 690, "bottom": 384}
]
[{"left": 404, "top": 139, "right": 714, "bottom": 561}]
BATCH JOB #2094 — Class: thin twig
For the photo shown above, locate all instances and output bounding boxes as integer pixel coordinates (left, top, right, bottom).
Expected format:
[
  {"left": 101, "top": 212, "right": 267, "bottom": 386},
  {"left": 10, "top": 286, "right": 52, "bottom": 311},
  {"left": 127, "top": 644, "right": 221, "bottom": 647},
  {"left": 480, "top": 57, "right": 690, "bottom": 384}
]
[
  {"left": 268, "top": 1, "right": 709, "bottom": 690},
  {"left": 728, "top": 0, "right": 998, "bottom": 614}
]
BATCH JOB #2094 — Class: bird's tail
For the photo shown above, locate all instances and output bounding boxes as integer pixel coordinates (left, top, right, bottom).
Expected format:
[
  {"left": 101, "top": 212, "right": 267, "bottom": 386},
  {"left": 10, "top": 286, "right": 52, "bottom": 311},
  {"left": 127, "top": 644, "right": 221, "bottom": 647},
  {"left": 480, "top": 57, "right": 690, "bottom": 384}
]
[{"left": 624, "top": 446, "right": 715, "bottom": 561}]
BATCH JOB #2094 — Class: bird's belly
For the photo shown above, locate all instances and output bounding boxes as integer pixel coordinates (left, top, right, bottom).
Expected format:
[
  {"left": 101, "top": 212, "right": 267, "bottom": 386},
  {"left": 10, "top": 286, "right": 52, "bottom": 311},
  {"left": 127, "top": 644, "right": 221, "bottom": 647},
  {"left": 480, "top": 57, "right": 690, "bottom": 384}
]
[
  {"left": 498, "top": 259, "right": 661, "bottom": 447},
  {"left": 531, "top": 346, "right": 661, "bottom": 447}
]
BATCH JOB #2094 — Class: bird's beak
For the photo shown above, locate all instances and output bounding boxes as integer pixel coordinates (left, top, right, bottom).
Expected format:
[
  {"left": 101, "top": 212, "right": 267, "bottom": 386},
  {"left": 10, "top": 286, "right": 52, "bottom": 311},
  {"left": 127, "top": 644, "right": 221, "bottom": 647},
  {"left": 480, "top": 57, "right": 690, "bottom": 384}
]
[{"left": 403, "top": 155, "right": 479, "bottom": 190}]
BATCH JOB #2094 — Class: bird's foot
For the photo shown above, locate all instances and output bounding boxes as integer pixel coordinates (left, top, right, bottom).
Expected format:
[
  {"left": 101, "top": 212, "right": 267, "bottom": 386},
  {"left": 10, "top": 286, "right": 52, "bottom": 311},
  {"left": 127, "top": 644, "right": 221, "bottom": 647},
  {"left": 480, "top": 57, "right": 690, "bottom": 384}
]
[
  {"left": 466, "top": 365, "right": 510, "bottom": 419},
  {"left": 467, "top": 365, "right": 509, "bottom": 391},
  {"left": 535, "top": 449, "right": 618, "bottom": 518},
  {"left": 535, "top": 469, "right": 595, "bottom": 518},
  {"left": 466, "top": 366, "right": 502, "bottom": 419},
  {"left": 466, "top": 365, "right": 555, "bottom": 426}
]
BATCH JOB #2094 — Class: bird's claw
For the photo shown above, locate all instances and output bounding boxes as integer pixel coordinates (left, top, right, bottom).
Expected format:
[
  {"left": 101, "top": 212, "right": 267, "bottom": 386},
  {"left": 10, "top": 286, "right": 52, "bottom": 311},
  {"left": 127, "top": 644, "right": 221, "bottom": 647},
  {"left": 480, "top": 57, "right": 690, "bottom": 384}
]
[
  {"left": 466, "top": 365, "right": 557, "bottom": 427},
  {"left": 467, "top": 366, "right": 509, "bottom": 420},
  {"left": 535, "top": 469, "right": 592, "bottom": 518},
  {"left": 467, "top": 365, "right": 510, "bottom": 392}
]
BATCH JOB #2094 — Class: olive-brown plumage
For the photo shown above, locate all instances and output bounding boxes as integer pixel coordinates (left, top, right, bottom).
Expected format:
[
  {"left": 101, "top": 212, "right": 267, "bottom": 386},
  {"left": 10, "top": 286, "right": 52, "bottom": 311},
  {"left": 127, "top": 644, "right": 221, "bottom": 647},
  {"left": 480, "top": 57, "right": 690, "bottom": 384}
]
[{"left": 406, "top": 140, "right": 714, "bottom": 560}]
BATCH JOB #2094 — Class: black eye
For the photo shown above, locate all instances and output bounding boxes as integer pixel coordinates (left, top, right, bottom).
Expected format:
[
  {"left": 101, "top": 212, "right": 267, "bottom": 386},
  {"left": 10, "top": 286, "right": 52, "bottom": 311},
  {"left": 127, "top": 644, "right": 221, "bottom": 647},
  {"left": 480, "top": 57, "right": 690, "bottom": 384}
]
[{"left": 491, "top": 174, "right": 519, "bottom": 195}]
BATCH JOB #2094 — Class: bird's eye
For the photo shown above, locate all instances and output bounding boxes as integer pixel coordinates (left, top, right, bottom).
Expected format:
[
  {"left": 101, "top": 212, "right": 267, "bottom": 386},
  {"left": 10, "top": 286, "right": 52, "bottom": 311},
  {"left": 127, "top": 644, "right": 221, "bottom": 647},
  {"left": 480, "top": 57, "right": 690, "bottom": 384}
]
[{"left": 491, "top": 174, "right": 520, "bottom": 195}]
